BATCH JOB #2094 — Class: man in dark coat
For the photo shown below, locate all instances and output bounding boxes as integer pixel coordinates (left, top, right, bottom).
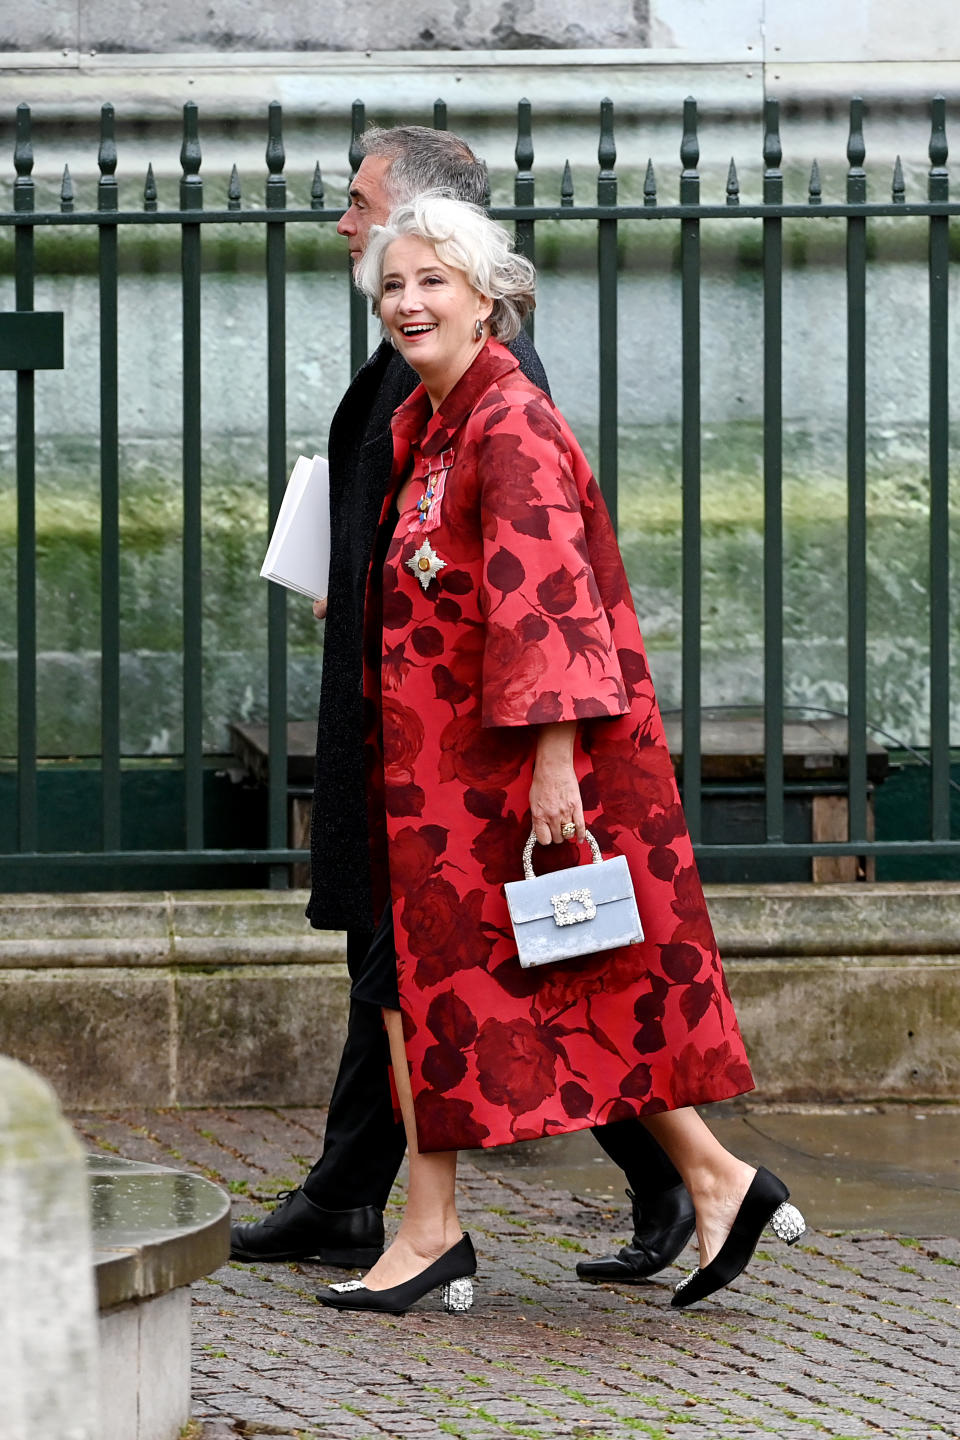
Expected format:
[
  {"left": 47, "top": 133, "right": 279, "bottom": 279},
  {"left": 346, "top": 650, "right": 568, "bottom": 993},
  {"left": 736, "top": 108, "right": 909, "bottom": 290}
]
[{"left": 230, "top": 126, "right": 696, "bottom": 1283}]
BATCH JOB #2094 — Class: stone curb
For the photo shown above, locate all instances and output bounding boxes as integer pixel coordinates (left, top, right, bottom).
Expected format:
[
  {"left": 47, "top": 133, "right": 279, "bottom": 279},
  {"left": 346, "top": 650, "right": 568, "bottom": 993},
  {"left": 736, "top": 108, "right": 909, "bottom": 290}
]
[{"left": 4, "top": 885, "right": 960, "bottom": 1107}]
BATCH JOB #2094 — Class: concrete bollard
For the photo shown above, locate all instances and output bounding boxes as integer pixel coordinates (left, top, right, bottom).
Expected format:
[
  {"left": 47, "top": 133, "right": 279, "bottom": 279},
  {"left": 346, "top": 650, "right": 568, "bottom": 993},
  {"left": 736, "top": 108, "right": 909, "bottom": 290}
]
[{"left": 0, "top": 1057, "right": 100, "bottom": 1440}]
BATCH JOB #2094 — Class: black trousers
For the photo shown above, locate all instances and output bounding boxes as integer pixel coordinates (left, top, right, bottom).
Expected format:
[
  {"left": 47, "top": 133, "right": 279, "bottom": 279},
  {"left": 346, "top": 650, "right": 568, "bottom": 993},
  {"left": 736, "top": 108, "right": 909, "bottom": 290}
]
[{"left": 302, "top": 927, "right": 682, "bottom": 1211}]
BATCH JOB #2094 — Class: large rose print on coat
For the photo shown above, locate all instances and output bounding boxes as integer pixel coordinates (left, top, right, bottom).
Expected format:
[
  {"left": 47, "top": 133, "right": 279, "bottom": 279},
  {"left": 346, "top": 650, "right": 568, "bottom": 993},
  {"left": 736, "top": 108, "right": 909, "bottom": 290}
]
[
  {"left": 671, "top": 1041, "right": 753, "bottom": 1102},
  {"left": 401, "top": 877, "right": 494, "bottom": 988},
  {"left": 481, "top": 622, "right": 549, "bottom": 726},
  {"left": 588, "top": 733, "right": 678, "bottom": 826},
  {"left": 479, "top": 430, "right": 551, "bottom": 541},
  {"left": 413, "top": 1090, "right": 491, "bottom": 1149},
  {"left": 390, "top": 825, "right": 447, "bottom": 892},
  {"left": 475, "top": 1016, "right": 558, "bottom": 1115},
  {"left": 382, "top": 696, "right": 426, "bottom": 816},
  {"left": 438, "top": 715, "right": 529, "bottom": 790}
]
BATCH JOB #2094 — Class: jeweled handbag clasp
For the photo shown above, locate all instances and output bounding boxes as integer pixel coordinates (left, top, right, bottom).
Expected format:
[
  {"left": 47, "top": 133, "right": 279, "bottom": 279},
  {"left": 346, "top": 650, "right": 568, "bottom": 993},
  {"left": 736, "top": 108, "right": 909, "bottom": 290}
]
[{"left": 550, "top": 888, "right": 597, "bottom": 927}]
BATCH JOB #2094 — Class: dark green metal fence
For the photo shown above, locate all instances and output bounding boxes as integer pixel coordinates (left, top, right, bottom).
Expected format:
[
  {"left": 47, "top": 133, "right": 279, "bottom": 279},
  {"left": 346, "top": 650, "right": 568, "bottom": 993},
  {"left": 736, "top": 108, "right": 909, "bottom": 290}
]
[{"left": 1, "top": 94, "right": 957, "bottom": 888}]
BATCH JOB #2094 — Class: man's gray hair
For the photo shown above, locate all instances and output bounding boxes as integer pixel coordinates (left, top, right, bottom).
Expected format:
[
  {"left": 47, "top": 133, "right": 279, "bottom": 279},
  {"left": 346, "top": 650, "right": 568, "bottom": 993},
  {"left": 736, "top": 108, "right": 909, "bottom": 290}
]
[
  {"left": 355, "top": 193, "right": 535, "bottom": 345},
  {"left": 358, "top": 126, "right": 488, "bottom": 208}
]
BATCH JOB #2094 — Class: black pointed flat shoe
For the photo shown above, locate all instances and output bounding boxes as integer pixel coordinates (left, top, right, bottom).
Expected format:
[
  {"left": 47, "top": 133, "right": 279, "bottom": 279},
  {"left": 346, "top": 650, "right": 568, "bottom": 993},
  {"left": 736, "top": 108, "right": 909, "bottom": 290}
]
[
  {"left": 317, "top": 1233, "right": 477, "bottom": 1316},
  {"left": 671, "top": 1167, "right": 806, "bottom": 1309},
  {"left": 576, "top": 1183, "right": 696, "bottom": 1284}
]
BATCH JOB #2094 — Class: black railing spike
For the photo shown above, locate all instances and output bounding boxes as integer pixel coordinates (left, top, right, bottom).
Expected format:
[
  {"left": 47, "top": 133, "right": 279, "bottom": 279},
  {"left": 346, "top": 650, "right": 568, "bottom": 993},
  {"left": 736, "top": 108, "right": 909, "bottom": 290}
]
[
  {"left": 680, "top": 97, "right": 699, "bottom": 204},
  {"left": 846, "top": 96, "right": 867, "bottom": 203},
  {"left": 598, "top": 98, "right": 616, "bottom": 176},
  {"left": 228, "top": 163, "right": 242, "bottom": 211},
  {"left": 643, "top": 157, "right": 657, "bottom": 206},
  {"left": 892, "top": 155, "right": 906, "bottom": 204},
  {"left": 597, "top": 99, "right": 616, "bottom": 206},
  {"left": 180, "top": 101, "right": 203, "bottom": 210},
  {"left": 143, "top": 163, "right": 158, "bottom": 213},
  {"left": 726, "top": 157, "right": 740, "bottom": 206},
  {"left": 14, "top": 102, "right": 35, "bottom": 211},
  {"left": 98, "top": 103, "right": 118, "bottom": 178},
  {"left": 762, "top": 98, "right": 782, "bottom": 174},
  {"left": 514, "top": 99, "right": 534, "bottom": 217},
  {"left": 929, "top": 95, "right": 948, "bottom": 203},
  {"left": 14, "top": 102, "right": 33, "bottom": 178},
  {"left": 310, "top": 162, "right": 325, "bottom": 209},
  {"left": 763, "top": 98, "right": 783, "bottom": 206},
  {"left": 60, "top": 164, "right": 75, "bottom": 213},
  {"left": 433, "top": 99, "right": 447, "bottom": 131},
  {"left": 349, "top": 100, "right": 366, "bottom": 176},
  {"left": 597, "top": 103, "right": 618, "bottom": 200},
  {"left": 680, "top": 97, "right": 699, "bottom": 174},
  {"left": 515, "top": 99, "right": 534, "bottom": 178},
  {"left": 266, "top": 101, "right": 285, "bottom": 208},
  {"left": 98, "top": 102, "right": 118, "bottom": 211},
  {"left": 560, "top": 159, "right": 574, "bottom": 207},
  {"left": 808, "top": 158, "right": 822, "bottom": 205}
]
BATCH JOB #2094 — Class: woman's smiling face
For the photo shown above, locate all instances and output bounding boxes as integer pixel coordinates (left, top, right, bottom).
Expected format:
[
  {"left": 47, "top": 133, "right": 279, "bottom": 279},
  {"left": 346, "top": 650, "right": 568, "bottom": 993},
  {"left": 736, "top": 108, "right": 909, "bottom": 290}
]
[{"left": 379, "top": 235, "right": 492, "bottom": 408}]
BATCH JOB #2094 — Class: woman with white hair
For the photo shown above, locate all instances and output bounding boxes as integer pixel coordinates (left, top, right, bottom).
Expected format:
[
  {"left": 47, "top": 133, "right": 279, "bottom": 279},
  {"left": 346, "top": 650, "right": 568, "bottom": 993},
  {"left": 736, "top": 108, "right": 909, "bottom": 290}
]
[{"left": 317, "top": 194, "right": 804, "bottom": 1316}]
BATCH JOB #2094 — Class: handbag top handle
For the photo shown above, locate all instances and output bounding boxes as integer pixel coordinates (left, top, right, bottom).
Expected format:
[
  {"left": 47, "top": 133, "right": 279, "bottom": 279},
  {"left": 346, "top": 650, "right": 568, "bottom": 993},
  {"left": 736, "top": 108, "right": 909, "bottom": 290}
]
[{"left": 522, "top": 828, "right": 603, "bottom": 881}]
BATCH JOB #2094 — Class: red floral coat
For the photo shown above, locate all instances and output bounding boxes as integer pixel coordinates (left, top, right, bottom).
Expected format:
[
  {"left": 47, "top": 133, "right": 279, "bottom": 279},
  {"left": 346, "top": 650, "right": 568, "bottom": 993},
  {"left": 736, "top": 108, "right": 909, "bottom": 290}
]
[{"left": 363, "top": 341, "right": 753, "bottom": 1152}]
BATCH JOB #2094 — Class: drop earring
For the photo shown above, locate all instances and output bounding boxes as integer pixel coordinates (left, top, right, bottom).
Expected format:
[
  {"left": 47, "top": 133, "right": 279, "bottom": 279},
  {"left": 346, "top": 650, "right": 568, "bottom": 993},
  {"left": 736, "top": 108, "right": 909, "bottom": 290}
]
[{"left": 474, "top": 318, "right": 484, "bottom": 341}]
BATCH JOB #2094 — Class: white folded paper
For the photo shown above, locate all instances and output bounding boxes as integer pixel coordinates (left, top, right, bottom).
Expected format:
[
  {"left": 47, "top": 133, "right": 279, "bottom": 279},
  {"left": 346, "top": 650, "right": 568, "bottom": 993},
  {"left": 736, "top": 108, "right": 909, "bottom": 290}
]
[{"left": 260, "top": 454, "right": 330, "bottom": 601}]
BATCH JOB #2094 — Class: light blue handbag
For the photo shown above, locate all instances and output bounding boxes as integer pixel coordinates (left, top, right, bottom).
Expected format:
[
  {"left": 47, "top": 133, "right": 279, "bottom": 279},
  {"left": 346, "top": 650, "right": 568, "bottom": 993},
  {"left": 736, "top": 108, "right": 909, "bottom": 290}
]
[{"left": 504, "top": 829, "right": 644, "bottom": 969}]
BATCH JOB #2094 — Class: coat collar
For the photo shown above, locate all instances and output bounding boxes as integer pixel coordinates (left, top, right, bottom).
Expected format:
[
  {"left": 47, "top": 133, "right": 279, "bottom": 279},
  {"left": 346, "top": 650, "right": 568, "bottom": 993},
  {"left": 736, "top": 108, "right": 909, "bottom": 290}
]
[{"left": 391, "top": 340, "right": 520, "bottom": 458}]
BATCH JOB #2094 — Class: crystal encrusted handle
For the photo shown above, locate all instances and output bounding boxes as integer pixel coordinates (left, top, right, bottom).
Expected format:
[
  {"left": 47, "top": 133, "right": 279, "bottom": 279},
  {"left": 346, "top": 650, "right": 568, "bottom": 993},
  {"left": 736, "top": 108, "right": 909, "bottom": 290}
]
[{"left": 522, "top": 828, "right": 602, "bottom": 881}]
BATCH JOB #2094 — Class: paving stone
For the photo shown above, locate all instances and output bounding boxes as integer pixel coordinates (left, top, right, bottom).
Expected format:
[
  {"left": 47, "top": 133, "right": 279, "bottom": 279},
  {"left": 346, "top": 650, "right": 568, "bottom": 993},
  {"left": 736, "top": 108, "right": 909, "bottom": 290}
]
[{"left": 78, "top": 1106, "right": 960, "bottom": 1440}]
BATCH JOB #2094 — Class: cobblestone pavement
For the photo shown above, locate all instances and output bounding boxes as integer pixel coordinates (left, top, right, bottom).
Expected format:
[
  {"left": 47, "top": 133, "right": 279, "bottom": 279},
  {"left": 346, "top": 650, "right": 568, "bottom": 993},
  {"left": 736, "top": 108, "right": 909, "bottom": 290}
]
[{"left": 71, "top": 1107, "right": 960, "bottom": 1440}]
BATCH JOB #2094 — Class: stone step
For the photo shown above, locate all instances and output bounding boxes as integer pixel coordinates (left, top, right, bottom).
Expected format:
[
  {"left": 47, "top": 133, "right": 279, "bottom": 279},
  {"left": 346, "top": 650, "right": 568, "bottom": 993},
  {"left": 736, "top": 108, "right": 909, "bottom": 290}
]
[{"left": 1, "top": 885, "right": 958, "bottom": 1107}]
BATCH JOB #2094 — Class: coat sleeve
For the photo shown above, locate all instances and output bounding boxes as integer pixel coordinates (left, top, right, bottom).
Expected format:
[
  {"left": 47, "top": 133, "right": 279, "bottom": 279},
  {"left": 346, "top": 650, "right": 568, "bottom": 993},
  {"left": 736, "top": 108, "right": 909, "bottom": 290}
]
[{"left": 476, "top": 388, "right": 631, "bottom": 729}]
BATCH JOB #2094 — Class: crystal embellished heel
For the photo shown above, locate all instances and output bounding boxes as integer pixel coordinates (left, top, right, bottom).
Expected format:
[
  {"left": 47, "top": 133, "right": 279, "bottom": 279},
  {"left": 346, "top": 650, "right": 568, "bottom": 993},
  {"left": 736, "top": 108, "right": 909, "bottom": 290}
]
[
  {"left": 672, "top": 1168, "right": 805, "bottom": 1309},
  {"left": 317, "top": 1233, "right": 477, "bottom": 1315},
  {"left": 441, "top": 1277, "right": 474, "bottom": 1312},
  {"left": 770, "top": 1201, "right": 806, "bottom": 1245}
]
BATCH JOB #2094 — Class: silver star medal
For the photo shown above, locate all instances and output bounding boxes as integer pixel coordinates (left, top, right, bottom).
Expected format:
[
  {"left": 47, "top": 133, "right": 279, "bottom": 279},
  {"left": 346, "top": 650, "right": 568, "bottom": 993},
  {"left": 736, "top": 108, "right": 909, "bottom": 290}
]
[{"left": 407, "top": 537, "right": 446, "bottom": 592}]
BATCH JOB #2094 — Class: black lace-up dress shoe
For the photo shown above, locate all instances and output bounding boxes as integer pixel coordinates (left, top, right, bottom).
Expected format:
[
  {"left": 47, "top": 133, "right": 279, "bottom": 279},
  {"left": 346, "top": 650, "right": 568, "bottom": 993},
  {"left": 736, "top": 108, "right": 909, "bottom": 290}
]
[
  {"left": 230, "top": 1188, "right": 384, "bottom": 1267},
  {"left": 576, "top": 1183, "right": 696, "bottom": 1283}
]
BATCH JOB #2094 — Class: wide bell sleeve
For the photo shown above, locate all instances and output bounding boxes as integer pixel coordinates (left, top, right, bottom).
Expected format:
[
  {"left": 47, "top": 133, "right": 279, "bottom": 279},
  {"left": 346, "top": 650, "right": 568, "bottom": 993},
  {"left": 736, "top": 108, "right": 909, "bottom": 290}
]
[{"left": 477, "top": 390, "right": 631, "bottom": 729}]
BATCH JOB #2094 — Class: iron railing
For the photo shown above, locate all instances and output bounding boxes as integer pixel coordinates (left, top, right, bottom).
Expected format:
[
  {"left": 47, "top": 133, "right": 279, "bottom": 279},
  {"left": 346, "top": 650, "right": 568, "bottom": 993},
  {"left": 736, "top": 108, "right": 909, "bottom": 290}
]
[{"left": 1, "top": 94, "right": 957, "bottom": 887}]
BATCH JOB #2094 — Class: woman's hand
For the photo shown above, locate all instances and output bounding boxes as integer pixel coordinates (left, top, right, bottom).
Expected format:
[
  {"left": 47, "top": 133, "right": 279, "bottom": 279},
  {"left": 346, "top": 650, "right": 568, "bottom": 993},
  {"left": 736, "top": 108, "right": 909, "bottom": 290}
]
[
  {"left": 313, "top": 597, "right": 328, "bottom": 620},
  {"left": 529, "top": 721, "right": 585, "bottom": 846}
]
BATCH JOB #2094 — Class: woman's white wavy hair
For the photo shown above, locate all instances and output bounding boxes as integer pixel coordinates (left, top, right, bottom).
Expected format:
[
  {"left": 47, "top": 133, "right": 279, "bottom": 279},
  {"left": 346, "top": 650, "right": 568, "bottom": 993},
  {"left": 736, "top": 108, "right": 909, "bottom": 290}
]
[{"left": 354, "top": 192, "right": 536, "bottom": 344}]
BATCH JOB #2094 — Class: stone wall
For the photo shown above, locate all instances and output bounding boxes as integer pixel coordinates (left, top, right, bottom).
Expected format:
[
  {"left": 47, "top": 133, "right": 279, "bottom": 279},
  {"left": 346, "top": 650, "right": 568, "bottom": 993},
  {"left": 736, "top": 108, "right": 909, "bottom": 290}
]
[
  {"left": 2, "top": 885, "right": 959, "bottom": 1108},
  {"left": 4, "top": 0, "right": 959, "bottom": 61}
]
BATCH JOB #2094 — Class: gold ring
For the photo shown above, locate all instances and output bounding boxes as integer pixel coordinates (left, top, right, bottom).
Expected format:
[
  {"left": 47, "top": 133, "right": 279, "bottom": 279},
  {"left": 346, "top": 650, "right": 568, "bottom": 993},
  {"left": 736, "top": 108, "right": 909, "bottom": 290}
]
[{"left": 561, "top": 822, "right": 576, "bottom": 839}]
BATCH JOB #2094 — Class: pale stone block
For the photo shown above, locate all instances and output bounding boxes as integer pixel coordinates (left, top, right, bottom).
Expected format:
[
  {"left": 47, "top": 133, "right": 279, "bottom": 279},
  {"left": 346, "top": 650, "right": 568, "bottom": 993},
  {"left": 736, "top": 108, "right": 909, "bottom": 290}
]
[
  {"left": 0, "top": 1058, "right": 100, "bottom": 1440},
  {"left": 96, "top": 1303, "right": 139, "bottom": 1440},
  {"left": 98, "top": 1290, "right": 191, "bottom": 1440},
  {"left": 0, "top": 970, "right": 174, "bottom": 1108},
  {"left": 138, "top": 1289, "right": 191, "bottom": 1440},
  {"left": 175, "top": 962, "right": 350, "bottom": 1104},
  {"left": 728, "top": 958, "right": 960, "bottom": 1100},
  {"left": 74, "top": 0, "right": 657, "bottom": 54},
  {"left": 651, "top": 0, "right": 761, "bottom": 56},
  {"left": 2, "top": 1, "right": 78, "bottom": 52},
  {"left": 765, "top": 0, "right": 960, "bottom": 63}
]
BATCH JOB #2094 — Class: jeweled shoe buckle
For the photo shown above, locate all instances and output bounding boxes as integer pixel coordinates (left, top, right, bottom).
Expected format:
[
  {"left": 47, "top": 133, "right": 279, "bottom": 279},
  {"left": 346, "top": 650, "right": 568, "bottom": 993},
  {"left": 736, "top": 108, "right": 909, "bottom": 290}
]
[{"left": 673, "top": 1267, "right": 700, "bottom": 1295}]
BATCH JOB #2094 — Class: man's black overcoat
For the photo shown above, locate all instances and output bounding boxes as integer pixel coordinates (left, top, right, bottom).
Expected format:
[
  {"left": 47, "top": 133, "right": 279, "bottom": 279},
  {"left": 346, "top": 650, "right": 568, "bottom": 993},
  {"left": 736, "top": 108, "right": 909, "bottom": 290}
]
[{"left": 306, "top": 335, "right": 548, "bottom": 939}]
